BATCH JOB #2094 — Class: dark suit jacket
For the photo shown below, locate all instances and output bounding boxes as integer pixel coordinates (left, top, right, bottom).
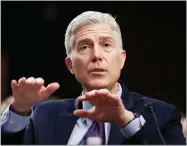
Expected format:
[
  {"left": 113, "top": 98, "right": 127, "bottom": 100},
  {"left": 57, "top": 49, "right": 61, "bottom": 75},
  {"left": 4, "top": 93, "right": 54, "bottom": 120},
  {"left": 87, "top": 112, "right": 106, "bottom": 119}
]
[{"left": 1, "top": 82, "right": 186, "bottom": 145}]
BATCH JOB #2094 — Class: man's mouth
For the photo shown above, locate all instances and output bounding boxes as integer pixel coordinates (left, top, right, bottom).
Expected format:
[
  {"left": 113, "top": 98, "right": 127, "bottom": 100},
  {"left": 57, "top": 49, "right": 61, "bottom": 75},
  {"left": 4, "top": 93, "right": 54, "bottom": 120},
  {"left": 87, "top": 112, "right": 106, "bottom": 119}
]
[
  {"left": 90, "top": 68, "right": 106, "bottom": 72},
  {"left": 89, "top": 68, "right": 107, "bottom": 75}
]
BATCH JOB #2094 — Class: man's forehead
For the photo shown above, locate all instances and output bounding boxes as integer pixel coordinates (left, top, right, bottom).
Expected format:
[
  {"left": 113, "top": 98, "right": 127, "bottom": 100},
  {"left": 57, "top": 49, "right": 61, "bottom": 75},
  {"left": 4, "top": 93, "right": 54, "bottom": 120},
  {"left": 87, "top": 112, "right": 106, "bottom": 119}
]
[
  {"left": 76, "top": 35, "right": 114, "bottom": 43},
  {"left": 75, "top": 23, "right": 112, "bottom": 33},
  {"left": 75, "top": 24, "right": 115, "bottom": 38}
]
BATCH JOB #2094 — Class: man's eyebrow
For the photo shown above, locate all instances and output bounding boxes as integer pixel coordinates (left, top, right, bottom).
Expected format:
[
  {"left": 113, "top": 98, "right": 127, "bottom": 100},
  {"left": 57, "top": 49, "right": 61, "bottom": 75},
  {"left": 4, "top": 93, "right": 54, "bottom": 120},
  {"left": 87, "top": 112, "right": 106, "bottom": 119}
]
[
  {"left": 76, "top": 38, "right": 92, "bottom": 45},
  {"left": 99, "top": 36, "right": 114, "bottom": 42},
  {"left": 75, "top": 36, "right": 114, "bottom": 46}
]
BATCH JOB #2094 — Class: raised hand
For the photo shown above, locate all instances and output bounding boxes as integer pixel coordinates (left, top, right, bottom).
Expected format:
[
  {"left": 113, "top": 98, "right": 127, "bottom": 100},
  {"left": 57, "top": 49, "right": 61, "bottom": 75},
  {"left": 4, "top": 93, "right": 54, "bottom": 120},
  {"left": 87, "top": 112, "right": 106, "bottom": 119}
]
[
  {"left": 74, "top": 89, "right": 134, "bottom": 127},
  {"left": 11, "top": 77, "right": 60, "bottom": 113}
]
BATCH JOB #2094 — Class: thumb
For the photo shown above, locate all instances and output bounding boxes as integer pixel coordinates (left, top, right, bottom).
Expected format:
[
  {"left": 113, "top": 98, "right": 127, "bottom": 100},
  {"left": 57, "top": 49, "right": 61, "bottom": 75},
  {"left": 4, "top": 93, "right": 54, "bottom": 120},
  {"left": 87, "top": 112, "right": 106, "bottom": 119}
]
[
  {"left": 41, "top": 82, "right": 60, "bottom": 98},
  {"left": 74, "top": 107, "right": 95, "bottom": 119}
]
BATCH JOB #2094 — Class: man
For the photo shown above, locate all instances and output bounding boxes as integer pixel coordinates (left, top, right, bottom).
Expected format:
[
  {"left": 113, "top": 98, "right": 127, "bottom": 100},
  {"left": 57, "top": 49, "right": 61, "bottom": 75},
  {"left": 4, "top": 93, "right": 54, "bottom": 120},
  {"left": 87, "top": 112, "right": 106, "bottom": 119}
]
[{"left": 1, "top": 11, "right": 186, "bottom": 145}]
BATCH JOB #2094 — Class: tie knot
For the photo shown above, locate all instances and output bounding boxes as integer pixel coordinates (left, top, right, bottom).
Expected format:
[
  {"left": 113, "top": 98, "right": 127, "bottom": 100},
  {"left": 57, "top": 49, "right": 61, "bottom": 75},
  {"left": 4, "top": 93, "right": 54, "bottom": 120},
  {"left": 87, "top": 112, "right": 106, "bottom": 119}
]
[
  {"left": 92, "top": 120, "right": 103, "bottom": 124},
  {"left": 93, "top": 120, "right": 104, "bottom": 129}
]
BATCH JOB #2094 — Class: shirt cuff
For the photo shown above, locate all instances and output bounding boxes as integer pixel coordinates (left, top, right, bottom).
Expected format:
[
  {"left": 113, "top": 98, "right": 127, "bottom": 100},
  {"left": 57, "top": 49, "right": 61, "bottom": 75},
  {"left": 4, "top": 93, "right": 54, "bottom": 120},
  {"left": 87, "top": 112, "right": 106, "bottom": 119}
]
[
  {"left": 1, "top": 104, "right": 33, "bottom": 132},
  {"left": 120, "top": 115, "right": 146, "bottom": 139}
]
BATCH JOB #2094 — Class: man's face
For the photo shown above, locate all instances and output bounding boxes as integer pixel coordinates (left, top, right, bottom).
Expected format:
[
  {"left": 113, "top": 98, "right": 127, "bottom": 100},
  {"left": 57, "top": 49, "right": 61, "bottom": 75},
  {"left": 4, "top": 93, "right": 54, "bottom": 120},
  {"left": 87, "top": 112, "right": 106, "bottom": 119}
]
[{"left": 65, "top": 23, "right": 126, "bottom": 92}]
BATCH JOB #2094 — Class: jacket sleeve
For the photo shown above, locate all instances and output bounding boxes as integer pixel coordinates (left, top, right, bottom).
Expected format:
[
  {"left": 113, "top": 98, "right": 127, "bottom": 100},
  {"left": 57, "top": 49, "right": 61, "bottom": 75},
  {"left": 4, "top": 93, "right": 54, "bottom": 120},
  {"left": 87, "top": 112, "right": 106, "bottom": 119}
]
[
  {"left": 1, "top": 127, "right": 25, "bottom": 145},
  {"left": 123, "top": 104, "right": 186, "bottom": 145},
  {"left": 162, "top": 107, "right": 186, "bottom": 144},
  {"left": 1, "top": 105, "right": 36, "bottom": 145}
]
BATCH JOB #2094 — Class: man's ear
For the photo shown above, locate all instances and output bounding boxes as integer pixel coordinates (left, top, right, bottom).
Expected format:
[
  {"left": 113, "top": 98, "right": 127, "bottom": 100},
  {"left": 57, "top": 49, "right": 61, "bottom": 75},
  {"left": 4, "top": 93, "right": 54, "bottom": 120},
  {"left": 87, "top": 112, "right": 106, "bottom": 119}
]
[
  {"left": 120, "top": 50, "right": 126, "bottom": 69},
  {"left": 65, "top": 57, "right": 74, "bottom": 74}
]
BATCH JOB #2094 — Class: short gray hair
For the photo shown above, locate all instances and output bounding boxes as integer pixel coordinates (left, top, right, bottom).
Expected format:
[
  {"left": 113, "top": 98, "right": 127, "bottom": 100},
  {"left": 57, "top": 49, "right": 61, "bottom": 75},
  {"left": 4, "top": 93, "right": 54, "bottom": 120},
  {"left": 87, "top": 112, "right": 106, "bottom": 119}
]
[{"left": 64, "top": 11, "right": 123, "bottom": 57}]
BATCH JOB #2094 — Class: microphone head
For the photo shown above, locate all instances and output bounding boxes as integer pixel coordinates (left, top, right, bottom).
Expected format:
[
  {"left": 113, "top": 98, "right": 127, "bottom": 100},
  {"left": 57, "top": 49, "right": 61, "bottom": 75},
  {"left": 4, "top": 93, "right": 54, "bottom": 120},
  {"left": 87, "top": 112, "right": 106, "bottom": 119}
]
[{"left": 145, "top": 103, "right": 153, "bottom": 110}]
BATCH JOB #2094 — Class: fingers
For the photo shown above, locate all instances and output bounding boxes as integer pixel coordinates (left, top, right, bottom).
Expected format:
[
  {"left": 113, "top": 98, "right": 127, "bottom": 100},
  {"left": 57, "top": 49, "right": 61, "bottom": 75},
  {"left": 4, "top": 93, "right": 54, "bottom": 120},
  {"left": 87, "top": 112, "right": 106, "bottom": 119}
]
[
  {"left": 78, "top": 89, "right": 118, "bottom": 102},
  {"left": 26, "top": 77, "right": 36, "bottom": 84},
  {"left": 36, "top": 78, "right": 44, "bottom": 86},
  {"left": 17, "top": 77, "right": 44, "bottom": 88},
  {"left": 18, "top": 77, "right": 26, "bottom": 84},
  {"left": 78, "top": 90, "right": 97, "bottom": 102},
  {"left": 41, "top": 82, "right": 60, "bottom": 98},
  {"left": 14, "top": 77, "right": 59, "bottom": 95},
  {"left": 26, "top": 77, "right": 41, "bottom": 87},
  {"left": 74, "top": 109, "right": 95, "bottom": 119},
  {"left": 95, "top": 89, "right": 119, "bottom": 102},
  {"left": 74, "top": 109, "right": 89, "bottom": 117},
  {"left": 11, "top": 79, "right": 18, "bottom": 92},
  {"left": 11, "top": 77, "right": 60, "bottom": 109},
  {"left": 95, "top": 89, "right": 110, "bottom": 96}
]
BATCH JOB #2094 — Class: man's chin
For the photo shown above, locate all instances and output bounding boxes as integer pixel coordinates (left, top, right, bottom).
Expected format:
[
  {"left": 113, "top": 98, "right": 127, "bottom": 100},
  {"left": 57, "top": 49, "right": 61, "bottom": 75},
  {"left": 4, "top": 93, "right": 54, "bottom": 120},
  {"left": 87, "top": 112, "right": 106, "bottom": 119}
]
[{"left": 85, "top": 80, "right": 109, "bottom": 90}]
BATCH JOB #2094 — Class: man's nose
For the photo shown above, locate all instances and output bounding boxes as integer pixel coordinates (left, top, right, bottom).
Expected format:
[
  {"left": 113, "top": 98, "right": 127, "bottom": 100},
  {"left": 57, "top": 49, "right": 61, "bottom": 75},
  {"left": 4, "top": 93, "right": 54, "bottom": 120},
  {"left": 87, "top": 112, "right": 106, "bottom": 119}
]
[{"left": 91, "top": 45, "right": 103, "bottom": 62}]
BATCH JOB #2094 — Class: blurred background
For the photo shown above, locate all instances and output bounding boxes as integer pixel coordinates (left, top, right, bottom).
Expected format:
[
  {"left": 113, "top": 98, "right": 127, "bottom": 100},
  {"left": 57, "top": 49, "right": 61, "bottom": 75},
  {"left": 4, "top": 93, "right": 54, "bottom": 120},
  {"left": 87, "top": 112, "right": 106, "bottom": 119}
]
[{"left": 1, "top": 1, "right": 186, "bottom": 113}]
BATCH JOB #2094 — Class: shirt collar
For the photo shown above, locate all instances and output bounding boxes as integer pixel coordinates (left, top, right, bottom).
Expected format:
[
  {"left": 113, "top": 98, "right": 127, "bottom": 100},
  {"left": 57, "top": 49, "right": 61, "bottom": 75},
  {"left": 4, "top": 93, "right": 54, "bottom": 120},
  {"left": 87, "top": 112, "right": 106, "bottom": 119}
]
[{"left": 78, "top": 82, "right": 122, "bottom": 124}]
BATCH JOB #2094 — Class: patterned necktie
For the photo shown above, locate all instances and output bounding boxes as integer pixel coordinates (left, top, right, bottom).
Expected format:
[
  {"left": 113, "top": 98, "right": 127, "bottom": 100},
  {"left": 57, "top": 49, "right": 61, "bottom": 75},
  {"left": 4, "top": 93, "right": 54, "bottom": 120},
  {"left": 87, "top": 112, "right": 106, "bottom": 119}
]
[{"left": 83, "top": 120, "right": 105, "bottom": 145}]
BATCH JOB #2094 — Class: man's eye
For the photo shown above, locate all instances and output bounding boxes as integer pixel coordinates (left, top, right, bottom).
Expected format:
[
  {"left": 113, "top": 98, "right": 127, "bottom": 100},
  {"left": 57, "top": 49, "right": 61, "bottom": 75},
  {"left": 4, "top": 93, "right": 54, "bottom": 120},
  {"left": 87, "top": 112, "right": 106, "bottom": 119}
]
[
  {"left": 80, "top": 45, "right": 89, "bottom": 50},
  {"left": 103, "top": 43, "right": 111, "bottom": 47}
]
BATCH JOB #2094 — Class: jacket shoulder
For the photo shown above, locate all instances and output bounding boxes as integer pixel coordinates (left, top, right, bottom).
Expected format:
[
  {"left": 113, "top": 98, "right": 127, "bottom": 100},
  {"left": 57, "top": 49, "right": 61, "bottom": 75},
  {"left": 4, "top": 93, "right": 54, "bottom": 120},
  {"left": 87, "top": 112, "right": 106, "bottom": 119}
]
[
  {"left": 32, "top": 98, "right": 77, "bottom": 117},
  {"left": 130, "top": 92, "right": 178, "bottom": 113}
]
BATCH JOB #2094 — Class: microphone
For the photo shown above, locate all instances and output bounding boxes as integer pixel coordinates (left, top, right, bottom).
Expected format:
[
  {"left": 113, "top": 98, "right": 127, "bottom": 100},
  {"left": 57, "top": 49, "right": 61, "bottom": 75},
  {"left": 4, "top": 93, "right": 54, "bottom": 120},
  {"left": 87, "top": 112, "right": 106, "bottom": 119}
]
[{"left": 145, "top": 103, "right": 166, "bottom": 145}]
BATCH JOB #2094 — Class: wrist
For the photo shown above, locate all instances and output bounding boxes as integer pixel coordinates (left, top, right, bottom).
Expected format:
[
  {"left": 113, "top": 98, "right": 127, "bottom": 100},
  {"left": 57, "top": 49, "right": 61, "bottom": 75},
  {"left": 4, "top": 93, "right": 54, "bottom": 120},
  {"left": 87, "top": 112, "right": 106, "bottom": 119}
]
[
  {"left": 11, "top": 102, "right": 31, "bottom": 116},
  {"left": 115, "top": 110, "right": 135, "bottom": 128}
]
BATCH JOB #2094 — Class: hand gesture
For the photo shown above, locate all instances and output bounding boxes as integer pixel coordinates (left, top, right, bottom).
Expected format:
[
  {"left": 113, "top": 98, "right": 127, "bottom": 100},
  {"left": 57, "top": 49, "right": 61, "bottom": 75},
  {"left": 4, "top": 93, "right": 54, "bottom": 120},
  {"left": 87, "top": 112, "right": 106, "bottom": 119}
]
[
  {"left": 11, "top": 77, "right": 60, "bottom": 113},
  {"left": 74, "top": 89, "right": 134, "bottom": 127}
]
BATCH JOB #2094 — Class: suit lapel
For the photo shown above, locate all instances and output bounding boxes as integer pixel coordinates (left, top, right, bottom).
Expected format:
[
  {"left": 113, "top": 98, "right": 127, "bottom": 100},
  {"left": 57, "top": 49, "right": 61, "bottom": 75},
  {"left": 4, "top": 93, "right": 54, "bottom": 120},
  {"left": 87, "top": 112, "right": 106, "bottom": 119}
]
[
  {"left": 119, "top": 81, "right": 134, "bottom": 110},
  {"left": 53, "top": 114, "right": 78, "bottom": 144},
  {"left": 108, "top": 81, "right": 135, "bottom": 144},
  {"left": 52, "top": 99, "right": 80, "bottom": 145}
]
